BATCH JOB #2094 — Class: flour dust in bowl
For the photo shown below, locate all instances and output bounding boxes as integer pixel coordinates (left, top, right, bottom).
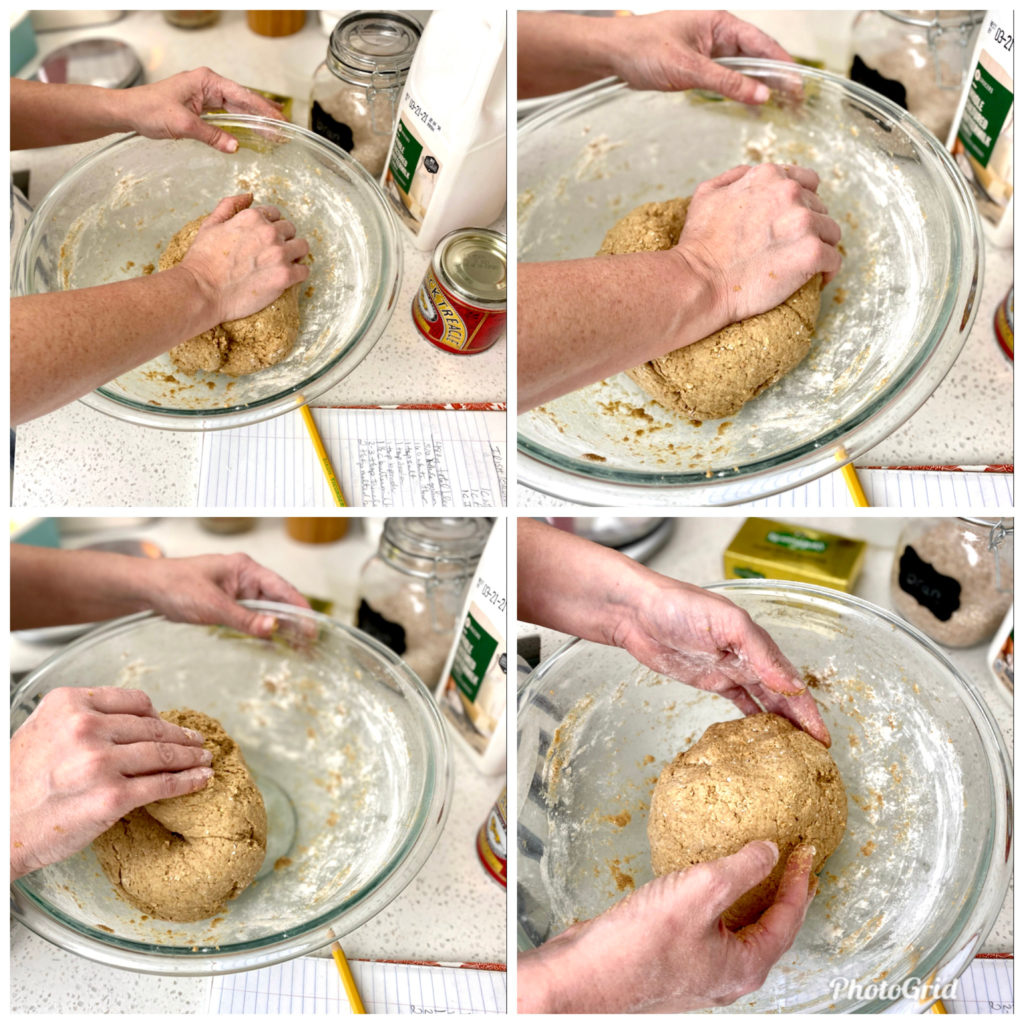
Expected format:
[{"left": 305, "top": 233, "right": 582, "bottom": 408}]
[
  {"left": 11, "top": 603, "right": 452, "bottom": 974},
  {"left": 517, "top": 61, "right": 982, "bottom": 505},
  {"left": 517, "top": 582, "right": 1011, "bottom": 1013},
  {"left": 12, "top": 115, "right": 401, "bottom": 431}
]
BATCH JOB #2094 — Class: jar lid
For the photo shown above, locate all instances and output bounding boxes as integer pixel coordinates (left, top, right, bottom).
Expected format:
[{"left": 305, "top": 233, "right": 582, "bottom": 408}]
[
  {"left": 328, "top": 11, "right": 421, "bottom": 81},
  {"left": 384, "top": 517, "right": 491, "bottom": 565},
  {"left": 882, "top": 11, "right": 985, "bottom": 30},
  {"left": 437, "top": 229, "right": 507, "bottom": 310}
]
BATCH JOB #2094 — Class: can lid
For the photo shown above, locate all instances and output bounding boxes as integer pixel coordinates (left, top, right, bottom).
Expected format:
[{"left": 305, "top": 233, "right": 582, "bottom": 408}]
[
  {"left": 438, "top": 230, "right": 507, "bottom": 309},
  {"left": 329, "top": 11, "right": 421, "bottom": 81}
]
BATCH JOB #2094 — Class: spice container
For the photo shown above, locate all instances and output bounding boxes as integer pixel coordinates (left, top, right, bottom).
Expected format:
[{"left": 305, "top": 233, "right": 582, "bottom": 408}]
[
  {"left": 310, "top": 12, "right": 421, "bottom": 178},
  {"left": 355, "top": 517, "right": 490, "bottom": 689},
  {"left": 413, "top": 228, "right": 506, "bottom": 354},
  {"left": 849, "top": 10, "right": 983, "bottom": 141},
  {"left": 891, "top": 518, "right": 1013, "bottom": 647}
]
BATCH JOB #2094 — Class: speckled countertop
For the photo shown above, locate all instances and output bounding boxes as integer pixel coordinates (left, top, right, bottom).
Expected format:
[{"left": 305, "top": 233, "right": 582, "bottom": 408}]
[
  {"left": 10, "top": 517, "right": 506, "bottom": 1013},
  {"left": 517, "top": 516, "right": 1012, "bottom": 958},
  {"left": 11, "top": 10, "right": 505, "bottom": 508}
]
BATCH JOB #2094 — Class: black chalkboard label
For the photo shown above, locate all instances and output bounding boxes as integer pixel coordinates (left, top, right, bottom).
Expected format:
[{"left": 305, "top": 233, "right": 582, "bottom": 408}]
[
  {"left": 898, "top": 546, "right": 961, "bottom": 621},
  {"left": 357, "top": 599, "right": 407, "bottom": 654}
]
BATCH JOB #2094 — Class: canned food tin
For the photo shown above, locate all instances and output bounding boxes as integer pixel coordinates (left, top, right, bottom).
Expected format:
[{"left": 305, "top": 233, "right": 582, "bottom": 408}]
[
  {"left": 413, "top": 228, "right": 506, "bottom": 354},
  {"left": 994, "top": 286, "right": 1013, "bottom": 361},
  {"left": 476, "top": 786, "right": 507, "bottom": 887}
]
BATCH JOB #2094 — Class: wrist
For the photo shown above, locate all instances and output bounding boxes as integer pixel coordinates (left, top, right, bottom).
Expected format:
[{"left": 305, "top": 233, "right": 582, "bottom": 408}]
[
  {"left": 162, "top": 262, "right": 223, "bottom": 335},
  {"left": 665, "top": 243, "right": 729, "bottom": 343}
]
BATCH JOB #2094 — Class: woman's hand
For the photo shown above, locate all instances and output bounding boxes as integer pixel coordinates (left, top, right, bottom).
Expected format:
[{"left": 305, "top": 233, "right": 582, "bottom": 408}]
[
  {"left": 519, "top": 841, "right": 817, "bottom": 1012},
  {"left": 141, "top": 552, "right": 311, "bottom": 639},
  {"left": 675, "top": 163, "right": 842, "bottom": 329},
  {"left": 605, "top": 10, "right": 793, "bottom": 103},
  {"left": 177, "top": 194, "right": 310, "bottom": 325},
  {"left": 121, "top": 66, "right": 284, "bottom": 153},
  {"left": 11, "top": 688, "right": 213, "bottom": 878}
]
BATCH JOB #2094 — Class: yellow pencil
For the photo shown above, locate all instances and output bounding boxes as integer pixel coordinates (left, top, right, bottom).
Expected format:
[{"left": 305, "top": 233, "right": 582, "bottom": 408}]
[
  {"left": 930, "top": 998, "right": 948, "bottom": 1013},
  {"left": 836, "top": 448, "right": 869, "bottom": 507},
  {"left": 300, "top": 405, "right": 347, "bottom": 507},
  {"left": 327, "top": 929, "right": 366, "bottom": 1014}
]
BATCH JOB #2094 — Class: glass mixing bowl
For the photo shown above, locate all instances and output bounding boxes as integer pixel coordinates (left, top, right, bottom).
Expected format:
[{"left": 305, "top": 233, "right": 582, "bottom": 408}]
[
  {"left": 517, "top": 61, "right": 983, "bottom": 504},
  {"left": 517, "top": 582, "right": 1011, "bottom": 1013},
  {"left": 11, "top": 602, "right": 452, "bottom": 974},
  {"left": 12, "top": 115, "right": 401, "bottom": 430}
]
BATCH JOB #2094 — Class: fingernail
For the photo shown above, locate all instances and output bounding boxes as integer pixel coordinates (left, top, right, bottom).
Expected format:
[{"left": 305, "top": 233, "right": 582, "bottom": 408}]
[
  {"left": 196, "top": 767, "right": 214, "bottom": 780},
  {"left": 227, "top": 137, "right": 239, "bottom": 153},
  {"left": 753, "top": 83, "right": 771, "bottom": 103},
  {"left": 183, "top": 728, "right": 205, "bottom": 743},
  {"left": 257, "top": 615, "right": 278, "bottom": 635},
  {"left": 761, "top": 840, "right": 779, "bottom": 862},
  {"left": 199, "top": 749, "right": 213, "bottom": 765}
]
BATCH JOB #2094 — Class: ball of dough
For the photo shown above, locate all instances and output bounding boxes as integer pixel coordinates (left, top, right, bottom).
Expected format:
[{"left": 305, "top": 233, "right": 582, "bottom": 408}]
[
  {"left": 92, "top": 709, "right": 267, "bottom": 922},
  {"left": 647, "top": 713, "right": 846, "bottom": 929},
  {"left": 159, "top": 212, "right": 301, "bottom": 376},
  {"left": 598, "top": 197, "right": 822, "bottom": 421}
]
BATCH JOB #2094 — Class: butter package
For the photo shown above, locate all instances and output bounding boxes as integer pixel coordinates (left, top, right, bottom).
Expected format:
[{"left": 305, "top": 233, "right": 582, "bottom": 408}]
[{"left": 724, "top": 519, "right": 865, "bottom": 592}]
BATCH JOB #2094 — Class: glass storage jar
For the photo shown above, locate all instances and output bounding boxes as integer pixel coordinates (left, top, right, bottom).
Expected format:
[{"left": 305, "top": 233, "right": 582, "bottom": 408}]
[
  {"left": 890, "top": 517, "right": 1013, "bottom": 647},
  {"left": 310, "top": 11, "right": 421, "bottom": 177},
  {"left": 849, "top": 10, "right": 983, "bottom": 141},
  {"left": 355, "top": 517, "right": 490, "bottom": 687}
]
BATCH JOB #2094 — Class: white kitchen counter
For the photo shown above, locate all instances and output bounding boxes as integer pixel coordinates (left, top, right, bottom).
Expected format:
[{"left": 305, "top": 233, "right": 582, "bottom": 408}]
[
  {"left": 11, "top": 10, "right": 506, "bottom": 507},
  {"left": 517, "top": 516, "right": 1012, "bottom": 957},
  {"left": 10, "top": 516, "right": 506, "bottom": 1013}
]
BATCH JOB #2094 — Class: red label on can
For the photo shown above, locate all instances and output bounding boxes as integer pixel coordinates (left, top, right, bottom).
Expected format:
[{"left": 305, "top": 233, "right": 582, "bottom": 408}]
[
  {"left": 476, "top": 788, "right": 507, "bottom": 887},
  {"left": 413, "top": 266, "right": 506, "bottom": 355}
]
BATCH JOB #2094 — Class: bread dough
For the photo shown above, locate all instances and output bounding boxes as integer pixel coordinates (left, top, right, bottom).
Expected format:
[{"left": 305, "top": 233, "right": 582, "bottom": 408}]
[
  {"left": 92, "top": 709, "right": 267, "bottom": 922},
  {"left": 160, "top": 212, "right": 301, "bottom": 376},
  {"left": 598, "top": 197, "right": 822, "bottom": 420},
  {"left": 647, "top": 713, "right": 846, "bottom": 929}
]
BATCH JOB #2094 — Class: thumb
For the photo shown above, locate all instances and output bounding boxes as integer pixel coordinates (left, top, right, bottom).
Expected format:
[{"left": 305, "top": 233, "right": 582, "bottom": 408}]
[
  {"left": 704, "top": 840, "right": 779, "bottom": 916},
  {"left": 204, "top": 192, "right": 254, "bottom": 227},
  {"left": 191, "top": 116, "right": 240, "bottom": 153},
  {"left": 734, "top": 843, "right": 816, "bottom": 959},
  {"left": 689, "top": 57, "right": 770, "bottom": 105},
  {"left": 207, "top": 596, "right": 278, "bottom": 638}
]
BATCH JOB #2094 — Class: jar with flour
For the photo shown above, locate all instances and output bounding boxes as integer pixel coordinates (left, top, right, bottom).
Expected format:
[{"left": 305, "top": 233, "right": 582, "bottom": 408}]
[
  {"left": 381, "top": 10, "right": 506, "bottom": 250},
  {"left": 310, "top": 12, "right": 421, "bottom": 178},
  {"left": 890, "top": 518, "right": 1013, "bottom": 647},
  {"left": 354, "top": 518, "right": 490, "bottom": 688}
]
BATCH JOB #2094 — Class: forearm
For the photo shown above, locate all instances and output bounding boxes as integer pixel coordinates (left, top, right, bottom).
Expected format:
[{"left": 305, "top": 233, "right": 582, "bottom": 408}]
[
  {"left": 517, "top": 519, "right": 655, "bottom": 647},
  {"left": 11, "top": 265, "right": 215, "bottom": 424},
  {"left": 11, "top": 79, "right": 132, "bottom": 149},
  {"left": 517, "top": 12, "right": 620, "bottom": 99},
  {"left": 11, "top": 546, "right": 163, "bottom": 629},
  {"left": 517, "top": 250, "right": 719, "bottom": 412}
]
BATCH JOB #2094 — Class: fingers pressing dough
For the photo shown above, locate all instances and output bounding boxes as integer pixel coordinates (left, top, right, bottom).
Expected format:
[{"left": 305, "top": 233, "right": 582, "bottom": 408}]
[
  {"left": 92, "top": 709, "right": 267, "bottom": 922},
  {"left": 159, "top": 213, "right": 301, "bottom": 376},
  {"left": 647, "top": 713, "right": 846, "bottom": 929},
  {"left": 598, "top": 197, "right": 822, "bottom": 420}
]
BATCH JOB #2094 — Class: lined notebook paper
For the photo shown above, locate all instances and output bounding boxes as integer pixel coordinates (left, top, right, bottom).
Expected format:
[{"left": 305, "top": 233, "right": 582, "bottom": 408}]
[
  {"left": 739, "top": 469, "right": 1012, "bottom": 509},
  {"left": 946, "top": 957, "right": 1013, "bottom": 1013},
  {"left": 198, "top": 409, "right": 506, "bottom": 508},
  {"left": 206, "top": 959, "right": 506, "bottom": 1014}
]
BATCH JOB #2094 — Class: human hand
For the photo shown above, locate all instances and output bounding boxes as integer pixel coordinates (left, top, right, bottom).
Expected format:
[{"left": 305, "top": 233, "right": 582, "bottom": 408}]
[
  {"left": 122, "top": 67, "right": 284, "bottom": 153},
  {"left": 140, "top": 553, "right": 311, "bottom": 639},
  {"left": 519, "top": 840, "right": 817, "bottom": 1012},
  {"left": 10, "top": 687, "right": 213, "bottom": 878},
  {"left": 178, "top": 193, "right": 310, "bottom": 325},
  {"left": 606, "top": 10, "right": 792, "bottom": 103},
  {"left": 675, "top": 163, "right": 842, "bottom": 328},
  {"left": 616, "top": 569, "right": 830, "bottom": 746}
]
